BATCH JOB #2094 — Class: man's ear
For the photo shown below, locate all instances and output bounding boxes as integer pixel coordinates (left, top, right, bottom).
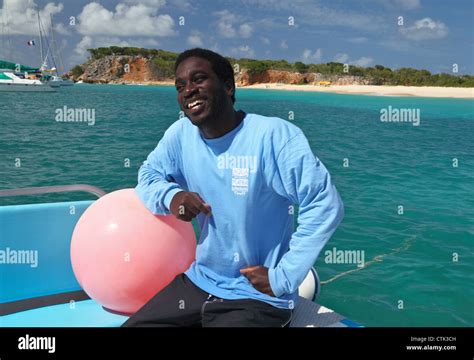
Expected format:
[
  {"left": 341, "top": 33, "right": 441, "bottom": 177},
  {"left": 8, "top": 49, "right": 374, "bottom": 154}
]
[{"left": 224, "top": 79, "right": 235, "bottom": 98}]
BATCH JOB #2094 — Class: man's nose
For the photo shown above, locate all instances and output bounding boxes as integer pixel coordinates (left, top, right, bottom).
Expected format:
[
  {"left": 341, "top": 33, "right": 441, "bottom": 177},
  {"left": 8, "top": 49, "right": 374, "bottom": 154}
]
[{"left": 184, "top": 82, "right": 197, "bottom": 97}]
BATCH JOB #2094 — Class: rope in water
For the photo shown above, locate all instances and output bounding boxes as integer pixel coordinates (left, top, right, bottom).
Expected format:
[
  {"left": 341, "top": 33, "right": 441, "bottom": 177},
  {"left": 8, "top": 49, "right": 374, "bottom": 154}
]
[{"left": 320, "top": 236, "right": 415, "bottom": 286}]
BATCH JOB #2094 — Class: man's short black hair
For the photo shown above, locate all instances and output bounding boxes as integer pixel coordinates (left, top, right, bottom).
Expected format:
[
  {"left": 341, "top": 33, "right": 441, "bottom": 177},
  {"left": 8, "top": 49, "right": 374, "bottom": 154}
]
[{"left": 175, "top": 48, "right": 236, "bottom": 104}]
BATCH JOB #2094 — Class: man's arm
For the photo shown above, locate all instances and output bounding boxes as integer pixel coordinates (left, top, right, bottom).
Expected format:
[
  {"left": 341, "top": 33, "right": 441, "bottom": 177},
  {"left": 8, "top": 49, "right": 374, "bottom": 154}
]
[
  {"left": 136, "top": 125, "right": 212, "bottom": 220},
  {"left": 267, "top": 132, "right": 344, "bottom": 297},
  {"left": 135, "top": 128, "right": 184, "bottom": 215}
]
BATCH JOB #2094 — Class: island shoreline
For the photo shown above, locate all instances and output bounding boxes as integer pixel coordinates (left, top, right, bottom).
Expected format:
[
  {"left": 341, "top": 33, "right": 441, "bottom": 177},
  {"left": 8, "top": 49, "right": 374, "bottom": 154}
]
[
  {"left": 238, "top": 83, "right": 474, "bottom": 99},
  {"left": 87, "top": 81, "right": 473, "bottom": 99},
  {"left": 95, "top": 81, "right": 474, "bottom": 100}
]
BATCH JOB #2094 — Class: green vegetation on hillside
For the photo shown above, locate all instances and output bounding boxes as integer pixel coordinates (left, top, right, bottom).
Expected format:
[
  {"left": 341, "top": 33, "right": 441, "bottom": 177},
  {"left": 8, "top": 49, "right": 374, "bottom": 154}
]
[
  {"left": 70, "top": 65, "right": 84, "bottom": 78},
  {"left": 84, "top": 47, "right": 474, "bottom": 87},
  {"left": 88, "top": 46, "right": 177, "bottom": 60}
]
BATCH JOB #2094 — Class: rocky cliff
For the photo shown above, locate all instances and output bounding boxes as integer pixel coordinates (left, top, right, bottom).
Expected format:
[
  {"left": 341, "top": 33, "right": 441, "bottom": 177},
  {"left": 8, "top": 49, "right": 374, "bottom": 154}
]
[
  {"left": 72, "top": 55, "right": 371, "bottom": 86},
  {"left": 235, "top": 69, "right": 370, "bottom": 86},
  {"left": 74, "top": 55, "right": 174, "bottom": 84}
]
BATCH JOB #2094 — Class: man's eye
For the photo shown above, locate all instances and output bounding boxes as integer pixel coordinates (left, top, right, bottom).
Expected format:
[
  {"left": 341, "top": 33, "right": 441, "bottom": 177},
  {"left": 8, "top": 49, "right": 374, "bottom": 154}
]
[{"left": 194, "top": 77, "right": 205, "bottom": 83}]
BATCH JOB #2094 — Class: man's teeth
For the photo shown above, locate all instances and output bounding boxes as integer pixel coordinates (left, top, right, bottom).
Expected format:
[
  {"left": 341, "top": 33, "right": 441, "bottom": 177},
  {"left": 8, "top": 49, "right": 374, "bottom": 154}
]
[{"left": 187, "top": 100, "right": 203, "bottom": 109}]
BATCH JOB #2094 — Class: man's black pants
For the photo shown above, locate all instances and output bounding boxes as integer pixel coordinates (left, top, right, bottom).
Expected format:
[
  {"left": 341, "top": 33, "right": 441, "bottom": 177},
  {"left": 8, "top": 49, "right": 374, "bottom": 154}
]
[{"left": 121, "top": 274, "right": 292, "bottom": 327}]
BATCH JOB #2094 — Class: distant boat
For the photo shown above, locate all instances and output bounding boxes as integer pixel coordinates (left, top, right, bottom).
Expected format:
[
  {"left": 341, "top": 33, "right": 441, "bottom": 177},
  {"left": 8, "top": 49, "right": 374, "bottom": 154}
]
[
  {"left": 41, "top": 72, "right": 63, "bottom": 88},
  {"left": 0, "top": 9, "right": 55, "bottom": 92},
  {"left": 0, "top": 60, "right": 55, "bottom": 92},
  {"left": 60, "top": 78, "right": 74, "bottom": 86},
  {"left": 51, "top": 76, "right": 74, "bottom": 87},
  {"left": 0, "top": 70, "right": 55, "bottom": 92},
  {"left": 38, "top": 14, "right": 74, "bottom": 87}
]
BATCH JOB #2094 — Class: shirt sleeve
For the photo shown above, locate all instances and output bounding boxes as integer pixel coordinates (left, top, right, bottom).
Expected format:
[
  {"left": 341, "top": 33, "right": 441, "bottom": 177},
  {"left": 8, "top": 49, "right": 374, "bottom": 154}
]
[
  {"left": 268, "top": 132, "right": 344, "bottom": 297},
  {"left": 135, "top": 126, "right": 185, "bottom": 215}
]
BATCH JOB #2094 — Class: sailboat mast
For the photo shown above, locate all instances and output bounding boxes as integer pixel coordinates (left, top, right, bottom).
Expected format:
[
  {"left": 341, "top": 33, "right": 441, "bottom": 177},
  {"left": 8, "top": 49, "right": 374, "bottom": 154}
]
[
  {"left": 37, "top": 10, "right": 44, "bottom": 69},
  {"left": 50, "top": 15, "right": 55, "bottom": 74},
  {"left": 50, "top": 14, "right": 64, "bottom": 76},
  {"left": 2, "top": 3, "right": 13, "bottom": 61}
]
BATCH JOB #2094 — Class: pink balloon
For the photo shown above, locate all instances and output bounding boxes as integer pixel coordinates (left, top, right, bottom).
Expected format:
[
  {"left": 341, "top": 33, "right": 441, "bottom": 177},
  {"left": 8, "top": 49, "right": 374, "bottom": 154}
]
[{"left": 70, "top": 188, "right": 196, "bottom": 315}]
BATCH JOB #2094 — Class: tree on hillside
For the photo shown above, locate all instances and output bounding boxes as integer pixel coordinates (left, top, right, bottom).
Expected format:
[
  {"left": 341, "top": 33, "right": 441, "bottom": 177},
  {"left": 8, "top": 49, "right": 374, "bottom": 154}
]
[{"left": 294, "top": 61, "right": 309, "bottom": 73}]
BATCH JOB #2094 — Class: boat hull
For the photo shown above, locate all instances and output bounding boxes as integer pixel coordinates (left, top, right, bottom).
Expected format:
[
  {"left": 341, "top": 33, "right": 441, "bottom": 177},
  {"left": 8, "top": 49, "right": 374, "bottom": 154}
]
[
  {"left": 0, "top": 83, "right": 56, "bottom": 92},
  {"left": 60, "top": 79, "right": 74, "bottom": 86}
]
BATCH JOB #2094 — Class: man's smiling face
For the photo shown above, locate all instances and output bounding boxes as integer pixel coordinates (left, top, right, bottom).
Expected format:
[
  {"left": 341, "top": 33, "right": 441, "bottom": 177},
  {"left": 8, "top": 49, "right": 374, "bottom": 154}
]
[{"left": 175, "top": 56, "right": 232, "bottom": 126}]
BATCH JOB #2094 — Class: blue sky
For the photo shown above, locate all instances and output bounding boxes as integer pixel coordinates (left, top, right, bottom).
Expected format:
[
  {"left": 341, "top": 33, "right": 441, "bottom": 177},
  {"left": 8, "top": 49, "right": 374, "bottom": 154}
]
[{"left": 1, "top": 0, "right": 473, "bottom": 74}]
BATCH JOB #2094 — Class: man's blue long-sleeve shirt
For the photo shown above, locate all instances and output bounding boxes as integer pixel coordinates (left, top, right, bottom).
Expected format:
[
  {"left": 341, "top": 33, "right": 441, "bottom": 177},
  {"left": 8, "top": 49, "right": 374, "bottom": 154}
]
[{"left": 136, "top": 113, "right": 344, "bottom": 309}]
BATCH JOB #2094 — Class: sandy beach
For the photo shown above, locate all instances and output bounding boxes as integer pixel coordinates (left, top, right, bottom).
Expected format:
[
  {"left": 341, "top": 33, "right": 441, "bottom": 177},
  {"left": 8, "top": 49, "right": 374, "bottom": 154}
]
[
  {"left": 113, "top": 81, "right": 473, "bottom": 99},
  {"left": 241, "top": 83, "right": 474, "bottom": 99}
]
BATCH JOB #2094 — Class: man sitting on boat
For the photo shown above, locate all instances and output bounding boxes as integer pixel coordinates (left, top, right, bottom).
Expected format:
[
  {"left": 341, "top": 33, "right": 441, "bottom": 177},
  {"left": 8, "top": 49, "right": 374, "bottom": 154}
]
[{"left": 122, "top": 48, "right": 344, "bottom": 327}]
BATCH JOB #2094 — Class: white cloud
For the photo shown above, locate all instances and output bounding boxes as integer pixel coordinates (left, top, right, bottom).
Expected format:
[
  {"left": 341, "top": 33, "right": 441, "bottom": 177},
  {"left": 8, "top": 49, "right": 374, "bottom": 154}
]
[
  {"left": 239, "top": 23, "right": 253, "bottom": 38},
  {"left": 333, "top": 53, "right": 373, "bottom": 67},
  {"left": 353, "top": 56, "right": 373, "bottom": 67},
  {"left": 213, "top": 10, "right": 234, "bottom": 20},
  {"left": 168, "top": 0, "right": 192, "bottom": 11},
  {"left": 214, "top": 10, "right": 237, "bottom": 38},
  {"left": 280, "top": 40, "right": 288, "bottom": 49},
  {"left": 72, "top": 35, "right": 159, "bottom": 64},
  {"left": 54, "top": 23, "right": 71, "bottom": 36},
  {"left": 302, "top": 48, "right": 322, "bottom": 63},
  {"left": 77, "top": 2, "right": 175, "bottom": 37},
  {"left": 260, "top": 37, "right": 270, "bottom": 45},
  {"left": 334, "top": 53, "right": 350, "bottom": 63},
  {"left": 217, "top": 22, "right": 237, "bottom": 38},
  {"left": 187, "top": 30, "right": 204, "bottom": 47},
  {"left": 400, "top": 17, "right": 448, "bottom": 41},
  {"left": 230, "top": 45, "right": 255, "bottom": 58},
  {"left": 214, "top": 10, "right": 253, "bottom": 39},
  {"left": 74, "top": 35, "right": 94, "bottom": 57},
  {"left": 241, "top": 0, "right": 387, "bottom": 31},
  {"left": 257, "top": 17, "right": 288, "bottom": 31},
  {"left": 0, "top": 0, "right": 64, "bottom": 36}
]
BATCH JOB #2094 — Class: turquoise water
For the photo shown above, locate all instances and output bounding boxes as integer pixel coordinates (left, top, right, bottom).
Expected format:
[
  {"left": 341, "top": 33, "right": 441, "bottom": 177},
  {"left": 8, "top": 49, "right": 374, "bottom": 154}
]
[{"left": 1, "top": 84, "right": 473, "bottom": 326}]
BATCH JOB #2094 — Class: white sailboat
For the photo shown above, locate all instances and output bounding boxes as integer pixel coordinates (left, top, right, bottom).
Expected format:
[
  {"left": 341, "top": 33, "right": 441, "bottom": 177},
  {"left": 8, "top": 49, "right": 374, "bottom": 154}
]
[
  {"left": 0, "top": 7, "right": 55, "bottom": 92},
  {"left": 0, "top": 69, "right": 55, "bottom": 92},
  {"left": 40, "top": 14, "right": 74, "bottom": 87}
]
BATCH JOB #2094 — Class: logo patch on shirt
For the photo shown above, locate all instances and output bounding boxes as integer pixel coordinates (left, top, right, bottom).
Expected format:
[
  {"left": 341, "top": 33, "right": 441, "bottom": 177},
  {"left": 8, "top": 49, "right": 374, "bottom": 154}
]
[
  {"left": 217, "top": 154, "right": 257, "bottom": 196},
  {"left": 232, "top": 168, "right": 249, "bottom": 195}
]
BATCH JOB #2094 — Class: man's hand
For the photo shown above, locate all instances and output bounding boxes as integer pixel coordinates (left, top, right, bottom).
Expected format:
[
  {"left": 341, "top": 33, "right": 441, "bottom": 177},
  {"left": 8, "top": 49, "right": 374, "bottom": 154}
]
[
  {"left": 240, "top": 266, "right": 275, "bottom": 297},
  {"left": 170, "top": 191, "right": 212, "bottom": 222}
]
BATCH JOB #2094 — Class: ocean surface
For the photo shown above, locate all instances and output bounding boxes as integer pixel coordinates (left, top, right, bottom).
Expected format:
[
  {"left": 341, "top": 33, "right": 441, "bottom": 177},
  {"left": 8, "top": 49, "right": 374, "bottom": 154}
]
[{"left": 1, "top": 84, "right": 473, "bottom": 326}]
